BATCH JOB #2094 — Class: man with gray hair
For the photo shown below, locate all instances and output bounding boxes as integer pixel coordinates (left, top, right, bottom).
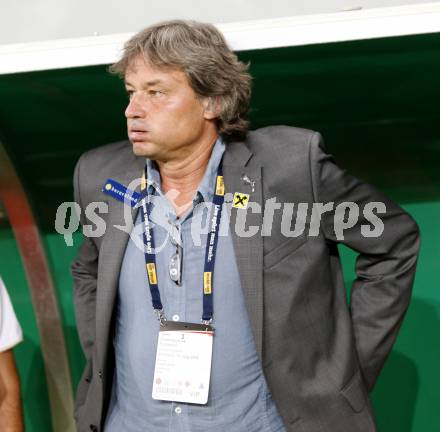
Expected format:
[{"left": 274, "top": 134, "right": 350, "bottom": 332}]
[{"left": 71, "top": 20, "right": 420, "bottom": 432}]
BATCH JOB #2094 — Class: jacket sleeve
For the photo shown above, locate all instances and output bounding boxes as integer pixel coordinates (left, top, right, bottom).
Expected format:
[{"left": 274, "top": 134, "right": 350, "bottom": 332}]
[
  {"left": 70, "top": 154, "right": 98, "bottom": 362},
  {"left": 309, "top": 131, "right": 420, "bottom": 391}
]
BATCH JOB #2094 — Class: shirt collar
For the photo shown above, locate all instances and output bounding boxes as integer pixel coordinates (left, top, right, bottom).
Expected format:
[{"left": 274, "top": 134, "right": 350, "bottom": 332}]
[
  {"left": 144, "top": 158, "right": 161, "bottom": 196},
  {"left": 144, "top": 136, "right": 225, "bottom": 203}
]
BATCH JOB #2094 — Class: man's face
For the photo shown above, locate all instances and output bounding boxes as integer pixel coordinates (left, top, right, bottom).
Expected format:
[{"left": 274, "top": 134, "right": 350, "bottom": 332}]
[{"left": 124, "top": 55, "right": 215, "bottom": 161}]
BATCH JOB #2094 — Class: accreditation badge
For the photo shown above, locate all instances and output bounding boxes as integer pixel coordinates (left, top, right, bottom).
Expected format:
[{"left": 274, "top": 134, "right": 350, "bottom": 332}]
[{"left": 152, "top": 321, "right": 214, "bottom": 405}]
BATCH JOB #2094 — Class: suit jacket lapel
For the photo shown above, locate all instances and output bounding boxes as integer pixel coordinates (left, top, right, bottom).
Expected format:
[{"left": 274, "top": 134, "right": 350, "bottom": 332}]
[
  {"left": 223, "top": 141, "right": 264, "bottom": 363},
  {"left": 95, "top": 154, "right": 145, "bottom": 363}
]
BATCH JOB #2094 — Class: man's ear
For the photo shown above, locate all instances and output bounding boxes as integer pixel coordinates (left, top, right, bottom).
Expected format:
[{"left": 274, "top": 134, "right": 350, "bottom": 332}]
[{"left": 202, "top": 97, "right": 221, "bottom": 120}]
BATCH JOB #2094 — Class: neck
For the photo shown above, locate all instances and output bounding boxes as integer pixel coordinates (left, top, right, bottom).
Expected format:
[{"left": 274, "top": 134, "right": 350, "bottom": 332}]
[{"left": 156, "top": 135, "right": 218, "bottom": 215}]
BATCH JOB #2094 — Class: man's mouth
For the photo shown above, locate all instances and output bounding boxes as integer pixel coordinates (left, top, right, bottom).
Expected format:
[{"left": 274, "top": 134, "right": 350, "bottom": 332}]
[{"left": 129, "top": 129, "right": 149, "bottom": 141}]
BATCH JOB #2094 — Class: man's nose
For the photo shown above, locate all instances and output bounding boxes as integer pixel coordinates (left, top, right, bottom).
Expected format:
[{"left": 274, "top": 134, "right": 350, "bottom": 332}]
[{"left": 125, "top": 93, "right": 146, "bottom": 118}]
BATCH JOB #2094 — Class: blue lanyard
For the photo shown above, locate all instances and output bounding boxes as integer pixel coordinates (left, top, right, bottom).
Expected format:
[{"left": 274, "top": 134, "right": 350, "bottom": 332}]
[{"left": 139, "top": 159, "right": 225, "bottom": 325}]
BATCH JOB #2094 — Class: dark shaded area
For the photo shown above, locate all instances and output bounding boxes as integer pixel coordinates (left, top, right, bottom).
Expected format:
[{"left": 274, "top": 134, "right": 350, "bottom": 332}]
[
  {"left": 371, "top": 351, "right": 418, "bottom": 432},
  {"left": 13, "top": 335, "right": 53, "bottom": 431},
  {"left": 370, "top": 298, "right": 440, "bottom": 432}
]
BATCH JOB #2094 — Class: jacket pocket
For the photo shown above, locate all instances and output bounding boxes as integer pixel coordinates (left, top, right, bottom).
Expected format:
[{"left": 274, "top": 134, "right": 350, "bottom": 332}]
[
  {"left": 339, "top": 369, "right": 367, "bottom": 413},
  {"left": 263, "top": 233, "right": 308, "bottom": 269}
]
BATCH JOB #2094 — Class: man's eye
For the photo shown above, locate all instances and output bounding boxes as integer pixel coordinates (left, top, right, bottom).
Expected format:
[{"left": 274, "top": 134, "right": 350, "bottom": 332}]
[
  {"left": 126, "top": 90, "right": 134, "bottom": 99},
  {"left": 149, "top": 90, "right": 163, "bottom": 97}
]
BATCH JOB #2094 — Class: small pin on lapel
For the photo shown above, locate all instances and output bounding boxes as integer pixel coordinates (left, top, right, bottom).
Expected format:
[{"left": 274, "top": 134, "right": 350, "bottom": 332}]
[
  {"left": 241, "top": 174, "right": 255, "bottom": 192},
  {"left": 232, "top": 192, "right": 250, "bottom": 209}
]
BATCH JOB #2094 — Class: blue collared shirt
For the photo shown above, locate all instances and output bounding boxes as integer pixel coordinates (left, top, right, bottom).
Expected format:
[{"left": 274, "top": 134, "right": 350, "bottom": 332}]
[{"left": 104, "top": 137, "right": 286, "bottom": 432}]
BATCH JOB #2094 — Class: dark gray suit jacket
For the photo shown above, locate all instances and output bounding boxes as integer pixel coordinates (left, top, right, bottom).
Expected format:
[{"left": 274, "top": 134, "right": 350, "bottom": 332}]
[{"left": 71, "top": 126, "right": 420, "bottom": 432}]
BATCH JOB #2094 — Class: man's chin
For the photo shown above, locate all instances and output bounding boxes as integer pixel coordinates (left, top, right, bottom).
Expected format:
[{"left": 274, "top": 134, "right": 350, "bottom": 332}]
[{"left": 131, "top": 141, "right": 156, "bottom": 157}]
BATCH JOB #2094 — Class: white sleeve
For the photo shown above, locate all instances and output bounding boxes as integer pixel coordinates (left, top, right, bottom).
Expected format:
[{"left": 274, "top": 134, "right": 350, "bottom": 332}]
[{"left": 0, "top": 277, "right": 23, "bottom": 352}]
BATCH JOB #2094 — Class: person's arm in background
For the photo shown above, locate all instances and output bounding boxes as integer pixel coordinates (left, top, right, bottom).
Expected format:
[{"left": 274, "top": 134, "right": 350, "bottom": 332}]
[
  {"left": 0, "top": 350, "right": 24, "bottom": 432},
  {"left": 0, "top": 277, "right": 24, "bottom": 431},
  {"left": 309, "top": 132, "right": 421, "bottom": 392}
]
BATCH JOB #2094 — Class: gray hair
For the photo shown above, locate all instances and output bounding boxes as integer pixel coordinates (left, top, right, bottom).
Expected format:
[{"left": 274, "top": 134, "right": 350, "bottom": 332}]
[{"left": 108, "top": 20, "right": 252, "bottom": 139}]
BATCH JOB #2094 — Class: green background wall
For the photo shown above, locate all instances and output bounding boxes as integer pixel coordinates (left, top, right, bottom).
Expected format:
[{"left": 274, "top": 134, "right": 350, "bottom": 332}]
[{"left": 0, "top": 32, "right": 439, "bottom": 431}]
